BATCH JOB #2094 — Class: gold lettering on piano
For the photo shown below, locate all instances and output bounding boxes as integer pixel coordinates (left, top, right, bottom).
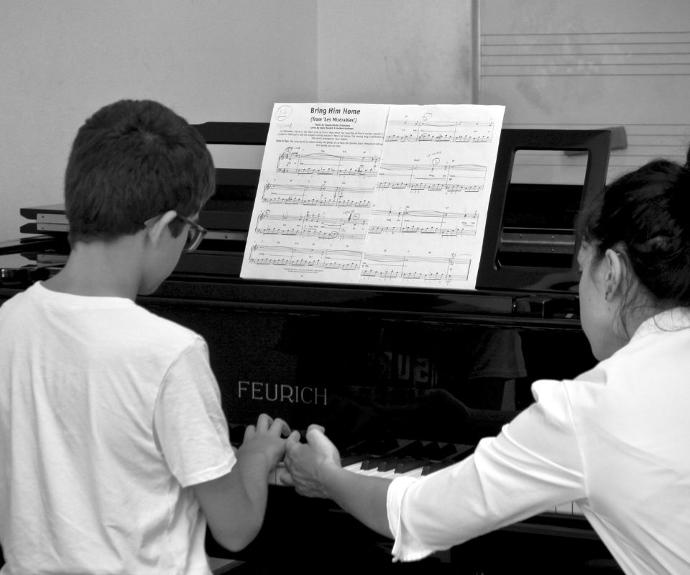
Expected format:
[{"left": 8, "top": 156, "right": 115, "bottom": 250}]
[{"left": 237, "top": 380, "right": 328, "bottom": 406}]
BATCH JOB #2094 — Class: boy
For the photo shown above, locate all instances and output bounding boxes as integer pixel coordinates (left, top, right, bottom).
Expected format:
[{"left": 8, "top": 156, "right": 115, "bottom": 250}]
[{"left": 0, "top": 99, "right": 289, "bottom": 574}]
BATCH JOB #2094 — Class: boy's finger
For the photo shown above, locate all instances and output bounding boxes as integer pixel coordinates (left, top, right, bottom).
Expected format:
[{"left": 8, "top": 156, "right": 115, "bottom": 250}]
[
  {"left": 256, "top": 413, "right": 273, "bottom": 431},
  {"left": 270, "top": 417, "right": 291, "bottom": 437},
  {"left": 243, "top": 424, "right": 256, "bottom": 441}
]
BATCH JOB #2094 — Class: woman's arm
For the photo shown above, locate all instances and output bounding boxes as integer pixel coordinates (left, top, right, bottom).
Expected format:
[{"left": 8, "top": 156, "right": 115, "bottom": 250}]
[{"left": 285, "top": 425, "right": 393, "bottom": 538}]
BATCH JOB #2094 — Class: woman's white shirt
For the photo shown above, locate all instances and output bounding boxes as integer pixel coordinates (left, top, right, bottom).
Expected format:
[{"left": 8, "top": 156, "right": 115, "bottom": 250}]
[{"left": 387, "top": 307, "right": 690, "bottom": 575}]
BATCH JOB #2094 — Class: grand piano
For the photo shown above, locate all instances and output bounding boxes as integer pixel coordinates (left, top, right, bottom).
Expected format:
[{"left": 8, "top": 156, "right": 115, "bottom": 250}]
[{"left": 0, "top": 123, "right": 623, "bottom": 574}]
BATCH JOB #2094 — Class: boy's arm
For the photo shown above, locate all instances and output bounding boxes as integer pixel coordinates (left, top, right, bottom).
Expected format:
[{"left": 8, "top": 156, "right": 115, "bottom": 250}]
[
  {"left": 155, "top": 343, "right": 290, "bottom": 551},
  {"left": 193, "top": 415, "right": 289, "bottom": 552},
  {"left": 285, "top": 426, "right": 393, "bottom": 538}
]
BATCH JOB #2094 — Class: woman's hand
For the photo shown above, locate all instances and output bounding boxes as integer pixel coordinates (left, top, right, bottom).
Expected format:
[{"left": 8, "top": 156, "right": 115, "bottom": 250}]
[{"left": 285, "top": 424, "right": 341, "bottom": 498}]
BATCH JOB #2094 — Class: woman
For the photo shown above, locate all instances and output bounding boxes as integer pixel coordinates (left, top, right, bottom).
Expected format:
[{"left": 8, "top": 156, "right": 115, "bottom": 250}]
[{"left": 284, "top": 149, "right": 690, "bottom": 575}]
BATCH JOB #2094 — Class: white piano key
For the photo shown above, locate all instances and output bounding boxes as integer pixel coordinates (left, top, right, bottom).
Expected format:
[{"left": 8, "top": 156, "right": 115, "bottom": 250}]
[
  {"left": 343, "top": 462, "right": 365, "bottom": 473},
  {"left": 359, "top": 468, "right": 385, "bottom": 476},
  {"left": 369, "top": 469, "right": 399, "bottom": 479},
  {"left": 349, "top": 463, "right": 384, "bottom": 476}
]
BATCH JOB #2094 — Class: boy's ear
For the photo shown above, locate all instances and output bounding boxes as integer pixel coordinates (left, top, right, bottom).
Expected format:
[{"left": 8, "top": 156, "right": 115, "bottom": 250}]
[{"left": 146, "top": 211, "right": 178, "bottom": 246}]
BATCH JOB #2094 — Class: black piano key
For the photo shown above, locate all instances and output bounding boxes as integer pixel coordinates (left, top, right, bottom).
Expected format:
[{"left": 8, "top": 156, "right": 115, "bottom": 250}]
[
  {"left": 422, "top": 443, "right": 474, "bottom": 475},
  {"left": 342, "top": 438, "right": 416, "bottom": 471},
  {"left": 341, "top": 440, "right": 475, "bottom": 476},
  {"left": 394, "top": 458, "right": 426, "bottom": 473},
  {"left": 360, "top": 458, "right": 382, "bottom": 471},
  {"left": 390, "top": 440, "right": 425, "bottom": 458},
  {"left": 419, "top": 441, "right": 457, "bottom": 460},
  {"left": 340, "top": 454, "right": 366, "bottom": 467},
  {"left": 371, "top": 440, "right": 428, "bottom": 470},
  {"left": 435, "top": 442, "right": 459, "bottom": 458},
  {"left": 422, "top": 461, "right": 448, "bottom": 475},
  {"left": 378, "top": 457, "right": 404, "bottom": 472}
]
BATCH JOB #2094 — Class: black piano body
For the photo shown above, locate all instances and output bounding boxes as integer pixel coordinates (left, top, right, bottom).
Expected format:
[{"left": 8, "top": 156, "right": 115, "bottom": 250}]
[{"left": 0, "top": 124, "right": 623, "bottom": 573}]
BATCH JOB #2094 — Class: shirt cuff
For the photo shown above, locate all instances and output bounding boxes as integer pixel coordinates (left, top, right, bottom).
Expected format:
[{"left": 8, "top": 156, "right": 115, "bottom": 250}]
[{"left": 387, "top": 476, "right": 436, "bottom": 562}]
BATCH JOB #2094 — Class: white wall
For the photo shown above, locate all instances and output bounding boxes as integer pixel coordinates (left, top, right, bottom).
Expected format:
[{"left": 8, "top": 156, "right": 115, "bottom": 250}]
[
  {"left": 0, "top": 0, "right": 318, "bottom": 242},
  {"left": 317, "top": 0, "right": 474, "bottom": 104},
  {"left": 0, "top": 0, "right": 474, "bottom": 242}
]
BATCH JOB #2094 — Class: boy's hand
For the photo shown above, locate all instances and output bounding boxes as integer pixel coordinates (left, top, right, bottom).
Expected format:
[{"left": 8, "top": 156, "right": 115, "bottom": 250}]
[
  {"left": 238, "top": 413, "right": 291, "bottom": 478},
  {"left": 284, "top": 424, "right": 341, "bottom": 498}
]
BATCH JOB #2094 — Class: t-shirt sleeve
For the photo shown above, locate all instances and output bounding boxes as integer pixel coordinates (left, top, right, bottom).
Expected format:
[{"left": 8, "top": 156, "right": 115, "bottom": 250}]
[
  {"left": 387, "top": 378, "right": 587, "bottom": 562},
  {"left": 153, "top": 337, "right": 236, "bottom": 488}
]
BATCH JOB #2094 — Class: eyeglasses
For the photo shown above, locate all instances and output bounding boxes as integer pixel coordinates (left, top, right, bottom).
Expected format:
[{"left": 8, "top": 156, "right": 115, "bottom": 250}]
[{"left": 175, "top": 214, "right": 207, "bottom": 252}]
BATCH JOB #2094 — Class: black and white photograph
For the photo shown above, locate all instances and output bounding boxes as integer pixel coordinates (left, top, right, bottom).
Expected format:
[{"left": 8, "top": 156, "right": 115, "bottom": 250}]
[{"left": 1, "top": 2, "right": 689, "bottom": 574}]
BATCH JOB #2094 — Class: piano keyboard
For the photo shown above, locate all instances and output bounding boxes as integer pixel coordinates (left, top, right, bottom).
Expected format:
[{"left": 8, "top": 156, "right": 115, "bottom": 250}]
[
  {"left": 246, "top": 427, "right": 585, "bottom": 519},
  {"left": 341, "top": 438, "right": 474, "bottom": 479},
  {"left": 340, "top": 438, "right": 584, "bottom": 518}
]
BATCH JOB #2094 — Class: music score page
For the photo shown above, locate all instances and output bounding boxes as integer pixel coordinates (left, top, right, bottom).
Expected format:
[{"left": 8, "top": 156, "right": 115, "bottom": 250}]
[{"left": 240, "top": 102, "right": 505, "bottom": 290}]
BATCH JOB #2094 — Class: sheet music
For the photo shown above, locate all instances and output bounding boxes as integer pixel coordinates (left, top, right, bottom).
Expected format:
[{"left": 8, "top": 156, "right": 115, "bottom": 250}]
[{"left": 241, "top": 103, "right": 504, "bottom": 290}]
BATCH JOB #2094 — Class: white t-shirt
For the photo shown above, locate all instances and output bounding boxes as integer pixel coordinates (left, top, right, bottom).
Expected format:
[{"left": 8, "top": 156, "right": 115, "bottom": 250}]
[
  {"left": 0, "top": 282, "right": 236, "bottom": 575},
  {"left": 387, "top": 307, "right": 690, "bottom": 575}
]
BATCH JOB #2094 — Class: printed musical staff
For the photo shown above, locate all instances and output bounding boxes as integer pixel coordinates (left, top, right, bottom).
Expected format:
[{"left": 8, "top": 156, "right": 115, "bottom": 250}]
[
  {"left": 277, "top": 147, "right": 380, "bottom": 177},
  {"left": 380, "top": 161, "right": 486, "bottom": 176},
  {"left": 248, "top": 245, "right": 361, "bottom": 270},
  {"left": 253, "top": 207, "right": 478, "bottom": 241},
  {"left": 248, "top": 244, "right": 472, "bottom": 285},
  {"left": 377, "top": 181, "right": 482, "bottom": 193},
  {"left": 262, "top": 182, "right": 374, "bottom": 208},
  {"left": 378, "top": 160, "right": 487, "bottom": 194},
  {"left": 368, "top": 209, "right": 479, "bottom": 237},
  {"left": 360, "top": 252, "right": 471, "bottom": 283},
  {"left": 255, "top": 209, "right": 368, "bottom": 241},
  {"left": 385, "top": 118, "right": 495, "bottom": 143}
]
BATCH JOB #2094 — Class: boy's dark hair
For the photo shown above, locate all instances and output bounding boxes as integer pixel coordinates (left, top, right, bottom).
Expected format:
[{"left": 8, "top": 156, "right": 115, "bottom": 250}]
[
  {"left": 64, "top": 99, "right": 215, "bottom": 243},
  {"left": 577, "top": 145, "right": 690, "bottom": 307}
]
